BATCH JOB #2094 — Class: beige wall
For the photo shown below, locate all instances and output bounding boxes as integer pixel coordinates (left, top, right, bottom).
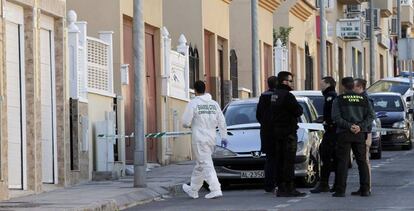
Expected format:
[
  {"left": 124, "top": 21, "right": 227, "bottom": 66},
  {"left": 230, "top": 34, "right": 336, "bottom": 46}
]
[
  {"left": 230, "top": 0, "right": 251, "bottom": 90},
  {"left": 169, "top": 99, "right": 192, "bottom": 162},
  {"left": 203, "top": 0, "right": 230, "bottom": 40},
  {"left": 87, "top": 93, "right": 114, "bottom": 176},
  {"left": 231, "top": 0, "right": 274, "bottom": 92}
]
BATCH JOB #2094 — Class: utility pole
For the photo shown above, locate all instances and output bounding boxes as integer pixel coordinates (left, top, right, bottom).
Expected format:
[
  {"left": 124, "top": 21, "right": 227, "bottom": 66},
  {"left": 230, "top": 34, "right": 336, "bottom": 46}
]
[
  {"left": 252, "top": 0, "right": 260, "bottom": 97},
  {"left": 369, "top": 0, "right": 375, "bottom": 85},
  {"left": 133, "top": 0, "right": 146, "bottom": 187},
  {"left": 320, "top": 0, "right": 327, "bottom": 79},
  {"left": 397, "top": 0, "right": 402, "bottom": 75}
]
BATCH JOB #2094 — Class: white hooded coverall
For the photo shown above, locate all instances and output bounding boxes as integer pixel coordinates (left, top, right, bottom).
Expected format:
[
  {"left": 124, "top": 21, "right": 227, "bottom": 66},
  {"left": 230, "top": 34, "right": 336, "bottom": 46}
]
[{"left": 182, "top": 93, "right": 227, "bottom": 192}]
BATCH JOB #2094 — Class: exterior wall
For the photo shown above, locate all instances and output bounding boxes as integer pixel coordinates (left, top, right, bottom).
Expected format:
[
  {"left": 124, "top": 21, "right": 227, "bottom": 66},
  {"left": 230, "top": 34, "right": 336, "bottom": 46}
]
[
  {"left": 120, "top": 0, "right": 164, "bottom": 163},
  {"left": 230, "top": 0, "right": 251, "bottom": 91},
  {"left": 0, "top": 0, "right": 8, "bottom": 200},
  {"left": 274, "top": 0, "right": 316, "bottom": 90},
  {"left": 231, "top": 0, "right": 274, "bottom": 93},
  {"left": 169, "top": 99, "right": 192, "bottom": 162},
  {"left": 87, "top": 93, "right": 114, "bottom": 175},
  {"left": 0, "top": 0, "right": 67, "bottom": 199}
]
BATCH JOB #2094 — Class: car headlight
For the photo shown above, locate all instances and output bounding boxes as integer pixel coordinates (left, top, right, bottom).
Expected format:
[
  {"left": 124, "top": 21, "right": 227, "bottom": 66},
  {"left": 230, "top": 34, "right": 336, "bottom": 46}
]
[
  {"left": 296, "top": 141, "right": 305, "bottom": 154},
  {"left": 212, "top": 146, "right": 237, "bottom": 158},
  {"left": 392, "top": 121, "right": 406, "bottom": 129}
]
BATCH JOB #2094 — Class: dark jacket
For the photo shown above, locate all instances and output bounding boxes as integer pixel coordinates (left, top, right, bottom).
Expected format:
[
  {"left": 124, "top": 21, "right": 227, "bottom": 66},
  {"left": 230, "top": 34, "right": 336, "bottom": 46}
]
[
  {"left": 322, "top": 86, "right": 337, "bottom": 132},
  {"left": 270, "top": 84, "right": 303, "bottom": 135},
  {"left": 257, "top": 89, "right": 275, "bottom": 153},
  {"left": 332, "top": 90, "right": 375, "bottom": 134}
]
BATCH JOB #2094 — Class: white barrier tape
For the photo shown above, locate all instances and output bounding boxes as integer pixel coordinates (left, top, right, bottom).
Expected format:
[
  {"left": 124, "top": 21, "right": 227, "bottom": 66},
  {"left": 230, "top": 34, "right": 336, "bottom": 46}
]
[
  {"left": 371, "top": 127, "right": 408, "bottom": 133},
  {"left": 97, "top": 131, "right": 192, "bottom": 139}
]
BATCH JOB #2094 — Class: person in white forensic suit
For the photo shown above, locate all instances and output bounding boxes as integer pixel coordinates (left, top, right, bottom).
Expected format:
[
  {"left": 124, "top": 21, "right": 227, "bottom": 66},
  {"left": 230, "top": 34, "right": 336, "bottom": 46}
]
[{"left": 181, "top": 80, "right": 228, "bottom": 199}]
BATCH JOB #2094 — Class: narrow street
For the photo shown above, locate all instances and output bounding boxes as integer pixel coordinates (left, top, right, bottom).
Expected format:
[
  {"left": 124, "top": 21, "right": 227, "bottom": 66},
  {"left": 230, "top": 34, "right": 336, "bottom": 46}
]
[{"left": 129, "top": 149, "right": 414, "bottom": 211}]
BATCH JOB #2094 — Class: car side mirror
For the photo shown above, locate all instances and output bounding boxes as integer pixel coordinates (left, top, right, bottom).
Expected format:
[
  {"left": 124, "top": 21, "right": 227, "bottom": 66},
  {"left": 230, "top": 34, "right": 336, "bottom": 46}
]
[
  {"left": 313, "top": 115, "right": 324, "bottom": 124},
  {"left": 407, "top": 96, "right": 412, "bottom": 102}
]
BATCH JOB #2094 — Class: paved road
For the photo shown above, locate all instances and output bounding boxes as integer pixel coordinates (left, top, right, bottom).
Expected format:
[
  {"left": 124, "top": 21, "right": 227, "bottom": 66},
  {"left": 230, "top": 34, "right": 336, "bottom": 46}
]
[{"left": 128, "top": 149, "right": 414, "bottom": 211}]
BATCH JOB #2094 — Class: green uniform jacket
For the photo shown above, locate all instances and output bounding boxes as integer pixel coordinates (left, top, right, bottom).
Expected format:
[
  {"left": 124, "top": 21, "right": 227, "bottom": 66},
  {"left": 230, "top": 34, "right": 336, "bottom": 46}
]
[{"left": 332, "top": 90, "right": 375, "bottom": 134}]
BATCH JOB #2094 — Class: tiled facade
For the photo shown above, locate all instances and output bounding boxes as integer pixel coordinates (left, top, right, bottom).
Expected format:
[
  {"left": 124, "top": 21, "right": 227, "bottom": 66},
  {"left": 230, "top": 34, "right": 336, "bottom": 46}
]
[{"left": 0, "top": 0, "right": 69, "bottom": 200}]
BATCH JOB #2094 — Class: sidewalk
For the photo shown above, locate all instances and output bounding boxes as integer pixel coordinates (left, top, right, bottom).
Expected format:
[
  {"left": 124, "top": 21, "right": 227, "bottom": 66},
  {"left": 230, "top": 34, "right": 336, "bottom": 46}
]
[{"left": 0, "top": 161, "right": 194, "bottom": 211}]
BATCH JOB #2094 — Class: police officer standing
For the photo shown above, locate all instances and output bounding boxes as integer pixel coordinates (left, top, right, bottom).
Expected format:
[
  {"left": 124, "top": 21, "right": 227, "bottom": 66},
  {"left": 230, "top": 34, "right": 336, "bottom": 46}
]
[
  {"left": 331, "top": 77, "right": 375, "bottom": 197},
  {"left": 256, "top": 76, "right": 279, "bottom": 193},
  {"left": 353, "top": 78, "right": 374, "bottom": 195},
  {"left": 272, "top": 71, "right": 305, "bottom": 197},
  {"left": 311, "top": 76, "right": 338, "bottom": 193}
]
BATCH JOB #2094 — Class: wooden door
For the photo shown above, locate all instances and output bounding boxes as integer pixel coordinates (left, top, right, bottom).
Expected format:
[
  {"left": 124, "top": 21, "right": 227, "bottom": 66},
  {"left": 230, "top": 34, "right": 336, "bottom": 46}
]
[
  {"left": 123, "top": 16, "right": 134, "bottom": 164},
  {"left": 145, "top": 26, "right": 158, "bottom": 163}
]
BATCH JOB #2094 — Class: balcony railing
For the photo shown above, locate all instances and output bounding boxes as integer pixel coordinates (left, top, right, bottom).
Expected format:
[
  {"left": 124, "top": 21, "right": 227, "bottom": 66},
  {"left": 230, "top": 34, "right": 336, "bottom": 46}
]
[{"left": 337, "top": 17, "right": 366, "bottom": 40}]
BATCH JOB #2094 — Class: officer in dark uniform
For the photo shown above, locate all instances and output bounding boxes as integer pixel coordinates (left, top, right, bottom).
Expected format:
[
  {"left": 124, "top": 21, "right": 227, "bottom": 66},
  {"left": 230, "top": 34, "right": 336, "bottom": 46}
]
[
  {"left": 311, "top": 76, "right": 338, "bottom": 193},
  {"left": 331, "top": 77, "right": 375, "bottom": 197},
  {"left": 272, "top": 71, "right": 305, "bottom": 197},
  {"left": 256, "top": 76, "right": 278, "bottom": 193}
]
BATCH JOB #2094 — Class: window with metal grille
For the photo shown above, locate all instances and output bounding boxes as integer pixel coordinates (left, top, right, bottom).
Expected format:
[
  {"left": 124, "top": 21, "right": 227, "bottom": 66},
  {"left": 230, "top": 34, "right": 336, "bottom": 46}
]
[{"left": 87, "top": 37, "right": 113, "bottom": 95}]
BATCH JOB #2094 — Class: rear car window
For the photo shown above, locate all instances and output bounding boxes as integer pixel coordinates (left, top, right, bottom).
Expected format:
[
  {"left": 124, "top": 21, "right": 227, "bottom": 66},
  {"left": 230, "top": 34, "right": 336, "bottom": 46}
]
[
  {"left": 367, "top": 80, "right": 410, "bottom": 95},
  {"left": 370, "top": 95, "right": 405, "bottom": 112}
]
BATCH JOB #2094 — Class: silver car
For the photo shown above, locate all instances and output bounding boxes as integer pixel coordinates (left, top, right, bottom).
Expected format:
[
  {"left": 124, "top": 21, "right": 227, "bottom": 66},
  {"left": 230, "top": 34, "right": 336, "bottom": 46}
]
[{"left": 212, "top": 97, "right": 323, "bottom": 188}]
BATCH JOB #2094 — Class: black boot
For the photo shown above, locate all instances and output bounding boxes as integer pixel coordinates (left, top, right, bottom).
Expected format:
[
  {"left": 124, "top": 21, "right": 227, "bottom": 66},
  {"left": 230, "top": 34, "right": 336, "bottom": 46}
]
[{"left": 310, "top": 182, "right": 330, "bottom": 193}]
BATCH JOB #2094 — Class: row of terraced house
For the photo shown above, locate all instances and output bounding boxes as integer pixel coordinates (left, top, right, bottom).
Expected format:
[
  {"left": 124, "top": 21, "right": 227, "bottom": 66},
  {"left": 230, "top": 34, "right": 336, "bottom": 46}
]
[{"left": 0, "top": 0, "right": 412, "bottom": 200}]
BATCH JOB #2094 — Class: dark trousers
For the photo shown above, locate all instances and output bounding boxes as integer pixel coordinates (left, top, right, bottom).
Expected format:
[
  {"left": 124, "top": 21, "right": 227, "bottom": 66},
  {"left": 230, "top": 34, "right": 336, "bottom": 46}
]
[
  {"left": 264, "top": 153, "right": 277, "bottom": 191},
  {"left": 320, "top": 131, "right": 337, "bottom": 184},
  {"left": 336, "top": 132, "right": 370, "bottom": 193},
  {"left": 275, "top": 134, "right": 297, "bottom": 192}
]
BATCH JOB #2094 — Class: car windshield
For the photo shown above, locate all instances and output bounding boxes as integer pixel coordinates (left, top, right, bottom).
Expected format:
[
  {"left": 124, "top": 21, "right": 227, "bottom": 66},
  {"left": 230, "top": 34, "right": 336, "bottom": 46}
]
[
  {"left": 367, "top": 80, "right": 410, "bottom": 95},
  {"left": 224, "top": 102, "right": 304, "bottom": 126},
  {"left": 304, "top": 96, "right": 324, "bottom": 115},
  {"left": 370, "top": 95, "right": 404, "bottom": 112},
  {"left": 224, "top": 104, "right": 258, "bottom": 126}
]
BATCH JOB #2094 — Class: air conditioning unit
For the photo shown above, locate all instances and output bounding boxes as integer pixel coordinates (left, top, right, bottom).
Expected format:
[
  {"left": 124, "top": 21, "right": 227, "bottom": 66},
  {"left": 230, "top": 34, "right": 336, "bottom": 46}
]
[
  {"left": 346, "top": 5, "right": 361, "bottom": 13},
  {"left": 365, "top": 8, "right": 381, "bottom": 29}
]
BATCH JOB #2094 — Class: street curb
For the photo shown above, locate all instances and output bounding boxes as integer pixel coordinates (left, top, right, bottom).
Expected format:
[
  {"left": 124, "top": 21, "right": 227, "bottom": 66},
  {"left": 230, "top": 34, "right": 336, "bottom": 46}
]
[{"left": 73, "top": 181, "right": 188, "bottom": 211}]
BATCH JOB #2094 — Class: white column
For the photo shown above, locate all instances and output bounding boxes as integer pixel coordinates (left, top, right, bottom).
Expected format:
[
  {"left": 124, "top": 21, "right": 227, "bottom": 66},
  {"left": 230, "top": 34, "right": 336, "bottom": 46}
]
[
  {"left": 68, "top": 10, "right": 80, "bottom": 99},
  {"left": 76, "top": 21, "right": 88, "bottom": 100},
  {"left": 177, "top": 34, "right": 190, "bottom": 99},
  {"left": 162, "top": 27, "right": 171, "bottom": 97}
]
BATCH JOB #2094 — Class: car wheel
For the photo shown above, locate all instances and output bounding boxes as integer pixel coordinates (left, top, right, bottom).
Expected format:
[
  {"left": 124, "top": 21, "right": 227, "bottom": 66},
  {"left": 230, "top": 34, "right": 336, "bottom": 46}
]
[{"left": 302, "top": 156, "right": 319, "bottom": 188}]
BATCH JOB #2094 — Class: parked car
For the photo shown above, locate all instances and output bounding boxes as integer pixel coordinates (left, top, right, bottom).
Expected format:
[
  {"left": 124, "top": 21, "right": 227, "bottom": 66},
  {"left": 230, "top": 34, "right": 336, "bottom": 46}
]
[
  {"left": 212, "top": 97, "right": 323, "bottom": 188},
  {"left": 292, "top": 90, "right": 382, "bottom": 159},
  {"left": 367, "top": 77, "right": 412, "bottom": 106},
  {"left": 369, "top": 92, "right": 413, "bottom": 150}
]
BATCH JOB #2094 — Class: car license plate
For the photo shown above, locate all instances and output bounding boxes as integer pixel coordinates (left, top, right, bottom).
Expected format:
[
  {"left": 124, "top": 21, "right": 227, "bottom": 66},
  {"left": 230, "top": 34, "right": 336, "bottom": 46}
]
[{"left": 240, "top": 170, "right": 264, "bottom": 179}]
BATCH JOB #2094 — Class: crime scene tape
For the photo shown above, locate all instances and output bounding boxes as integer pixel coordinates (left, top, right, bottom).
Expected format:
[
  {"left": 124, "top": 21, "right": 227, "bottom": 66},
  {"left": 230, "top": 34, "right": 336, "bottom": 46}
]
[
  {"left": 97, "top": 131, "right": 192, "bottom": 139},
  {"left": 96, "top": 127, "right": 408, "bottom": 140},
  {"left": 371, "top": 127, "right": 408, "bottom": 133}
]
